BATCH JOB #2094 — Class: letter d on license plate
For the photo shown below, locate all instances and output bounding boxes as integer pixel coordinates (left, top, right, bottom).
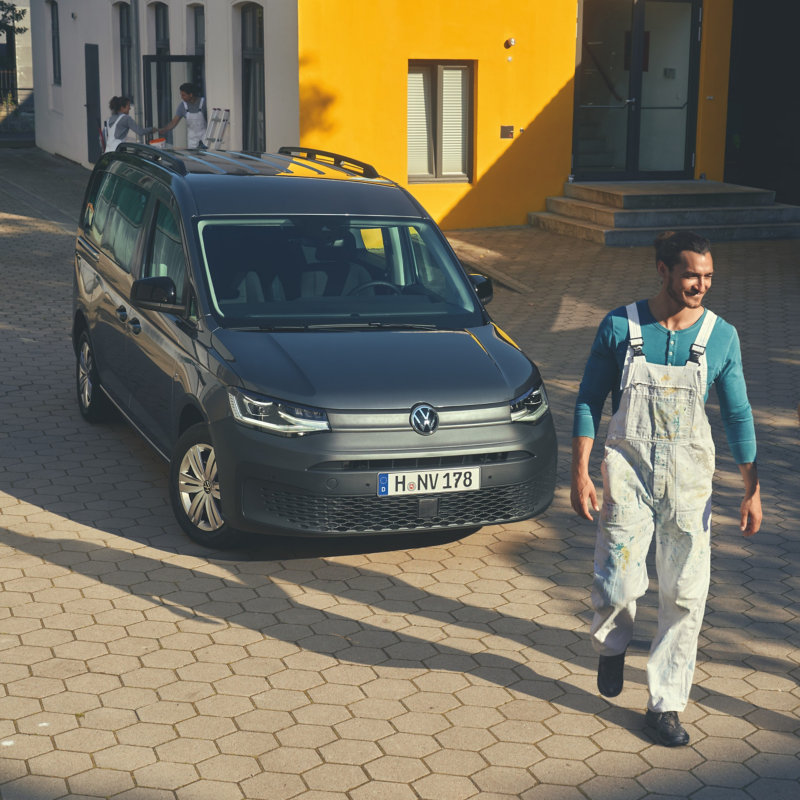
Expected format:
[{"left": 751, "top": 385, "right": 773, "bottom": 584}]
[{"left": 378, "top": 468, "right": 480, "bottom": 497}]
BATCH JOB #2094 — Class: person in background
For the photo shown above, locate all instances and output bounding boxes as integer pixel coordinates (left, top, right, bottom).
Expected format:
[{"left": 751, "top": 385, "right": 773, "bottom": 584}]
[
  {"left": 159, "top": 83, "right": 208, "bottom": 149},
  {"left": 104, "top": 96, "right": 157, "bottom": 153}
]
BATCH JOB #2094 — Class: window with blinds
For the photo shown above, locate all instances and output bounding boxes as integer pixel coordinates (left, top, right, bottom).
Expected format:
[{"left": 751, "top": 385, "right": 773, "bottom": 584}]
[{"left": 407, "top": 62, "right": 473, "bottom": 182}]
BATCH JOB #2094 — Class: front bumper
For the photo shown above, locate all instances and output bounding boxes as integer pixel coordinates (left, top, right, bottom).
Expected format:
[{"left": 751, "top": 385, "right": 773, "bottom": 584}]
[{"left": 210, "top": 414, "right": 557, "bottom": 536}]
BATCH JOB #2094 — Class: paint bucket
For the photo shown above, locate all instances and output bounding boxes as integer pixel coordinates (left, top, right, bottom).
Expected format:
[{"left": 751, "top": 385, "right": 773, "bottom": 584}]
[{"left": 150, "top": 138, "right": 166, "bottom": 149}]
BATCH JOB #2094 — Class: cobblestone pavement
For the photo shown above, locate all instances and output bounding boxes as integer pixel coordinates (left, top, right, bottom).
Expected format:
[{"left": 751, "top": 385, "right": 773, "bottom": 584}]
[{"left": 0, "top": 149, "right": 798, "bottom": 800}]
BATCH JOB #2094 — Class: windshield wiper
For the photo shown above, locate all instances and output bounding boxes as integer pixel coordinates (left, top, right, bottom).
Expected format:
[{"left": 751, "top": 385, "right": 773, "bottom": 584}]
[
  {"left": 307, "top": 322, "right": 438, "bottom": 331},
  {"left": 226, "top": 325, "right": 307, "bottom": 332}
]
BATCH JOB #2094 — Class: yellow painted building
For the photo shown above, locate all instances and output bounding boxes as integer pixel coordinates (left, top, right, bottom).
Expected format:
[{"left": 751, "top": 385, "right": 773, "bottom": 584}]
[{"left": 297, "top": 0, "right": 734, "bottom": 230}]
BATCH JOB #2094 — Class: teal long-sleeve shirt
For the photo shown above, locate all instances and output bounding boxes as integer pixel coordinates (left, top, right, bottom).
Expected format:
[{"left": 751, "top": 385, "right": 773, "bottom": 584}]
[{"left": 573, "top": 300, "right": 757, "bottom": 464}]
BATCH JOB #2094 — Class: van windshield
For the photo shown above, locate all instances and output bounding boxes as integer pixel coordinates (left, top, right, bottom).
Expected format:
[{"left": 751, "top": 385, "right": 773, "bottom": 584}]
[{"left": 197, "top": 217, "right": 484, "bottom": 330}]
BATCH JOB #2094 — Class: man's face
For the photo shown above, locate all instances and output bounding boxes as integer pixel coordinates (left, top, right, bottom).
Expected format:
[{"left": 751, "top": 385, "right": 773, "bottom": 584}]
[
  {"left": 660, "top": 250, "right": 713, "bottom": 309},
  {"left": 179, "top": 91, "right": 193, "bottom": 103}
]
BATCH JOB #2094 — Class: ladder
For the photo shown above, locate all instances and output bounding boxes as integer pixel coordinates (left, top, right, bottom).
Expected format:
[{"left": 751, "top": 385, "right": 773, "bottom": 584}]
[{"left": 203, "top": 108, "right": 230, "bottom": 150}]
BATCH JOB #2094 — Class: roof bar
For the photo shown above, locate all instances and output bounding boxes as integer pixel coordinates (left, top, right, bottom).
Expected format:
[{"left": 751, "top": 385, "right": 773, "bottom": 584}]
[
  {"left": 278, "top": 146, "right": 379, "bottom": 179},
  {"left": 116, "top": 143, "right": 188, "bottom": 176}
]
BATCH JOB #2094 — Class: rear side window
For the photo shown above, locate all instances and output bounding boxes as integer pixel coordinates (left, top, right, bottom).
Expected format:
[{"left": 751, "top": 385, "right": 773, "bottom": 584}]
[
  {"left": 85, "top": 172, "right": 117, "bottom": 249},
  {"left": 101, "top": 177, "right": 150, "bottom": 273},
  {"left": 144, "top": 202, "right": 186, "bottom": 302}
]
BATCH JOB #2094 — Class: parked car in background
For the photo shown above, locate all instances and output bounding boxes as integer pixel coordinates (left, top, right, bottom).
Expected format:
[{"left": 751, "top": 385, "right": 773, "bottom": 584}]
[{"left": 73, "top": 144, "right": 557, "bottom": 548}]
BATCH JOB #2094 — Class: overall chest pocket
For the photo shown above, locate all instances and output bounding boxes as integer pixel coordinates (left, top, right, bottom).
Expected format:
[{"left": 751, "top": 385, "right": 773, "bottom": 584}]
[{"left": 624, "top": 384, "right": 697, "bottom": 442}]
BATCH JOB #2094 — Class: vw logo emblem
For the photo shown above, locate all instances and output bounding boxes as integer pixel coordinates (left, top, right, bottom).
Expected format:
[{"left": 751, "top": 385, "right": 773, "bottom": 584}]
[{"left": 411, "top": 404, "right": 438, "bottom": 435}]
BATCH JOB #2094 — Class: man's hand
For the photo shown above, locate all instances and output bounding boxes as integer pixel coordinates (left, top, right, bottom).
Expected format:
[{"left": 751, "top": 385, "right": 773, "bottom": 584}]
[
  {"left": 738, "top": 462, "right": 762, "bottom": 537},
  {"left": 571, "top": 436, "right": 600, "bottom": 520},
  {"left": 571, "top": 470, "right": 600, "bottom": 520}
]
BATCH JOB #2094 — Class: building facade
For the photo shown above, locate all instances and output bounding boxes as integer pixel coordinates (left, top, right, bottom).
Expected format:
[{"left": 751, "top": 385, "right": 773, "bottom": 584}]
[{"left": 31, "top": 0, "right": 734, "bottom": 229}]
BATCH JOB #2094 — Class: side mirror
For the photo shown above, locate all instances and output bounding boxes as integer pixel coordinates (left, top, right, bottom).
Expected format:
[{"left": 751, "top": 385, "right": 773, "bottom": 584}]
[
  {"left": 469, "top": 273, "right": 493, "bottom": 305},
  {"left": 131, "top": 276, "right": 185, "bottom": 313}
]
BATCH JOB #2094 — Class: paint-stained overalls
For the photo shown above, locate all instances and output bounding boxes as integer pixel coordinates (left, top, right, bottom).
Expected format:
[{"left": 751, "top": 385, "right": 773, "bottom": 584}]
[{"left": 591, "top": 303, "right": 717, "bottom": 712}]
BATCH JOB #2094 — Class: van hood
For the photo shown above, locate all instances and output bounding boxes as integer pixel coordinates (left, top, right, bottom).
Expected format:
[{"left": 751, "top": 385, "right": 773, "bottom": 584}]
[{"left": 210, "top": 325, "right": 538, "bottom": 410}]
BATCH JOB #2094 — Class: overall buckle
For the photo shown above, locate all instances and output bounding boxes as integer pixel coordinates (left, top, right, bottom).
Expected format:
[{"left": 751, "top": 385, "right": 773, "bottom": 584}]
[
  {"left": 688, "top": 344, "right": 706, "bottom": 364},
  {"left": 630, "top": 337, "right": 644, "bottom": 358}
]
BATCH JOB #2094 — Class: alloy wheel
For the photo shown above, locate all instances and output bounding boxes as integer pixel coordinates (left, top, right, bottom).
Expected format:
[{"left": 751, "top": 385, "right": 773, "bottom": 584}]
[
  {"left": 178, "top": 444, "right": 223, "bottom": 531},
  {"left": 79, "top": 341, "right": 93, "bottom": 409}
]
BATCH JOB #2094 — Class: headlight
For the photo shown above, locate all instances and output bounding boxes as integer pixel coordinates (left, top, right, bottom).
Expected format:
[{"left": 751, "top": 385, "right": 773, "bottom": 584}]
[
  {"left": 510, "top": 383, "right": 549, "bottom": 423},
  {"left": 228, "top": 387, "right": 330, "bottom": 436}
]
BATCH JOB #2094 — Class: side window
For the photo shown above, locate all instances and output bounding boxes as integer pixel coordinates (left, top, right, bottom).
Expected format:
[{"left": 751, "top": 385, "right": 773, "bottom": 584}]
[
  {"left": 86, "top": 172, "right": 117, "bottom": 249},
  {"left": 101, "top": 176, "right": 150, "bottom": 273},
  {"left": 144, "top": 201, "right": 186, "bottom": 303},
  {"left": 81, "top": 171, "right": 103, "bottom": 240}
]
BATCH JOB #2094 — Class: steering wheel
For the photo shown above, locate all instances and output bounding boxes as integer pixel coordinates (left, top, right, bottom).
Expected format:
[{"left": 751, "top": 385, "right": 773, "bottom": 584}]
[{"left": 347, "top": 280, "right": 402, "bottom": 296}]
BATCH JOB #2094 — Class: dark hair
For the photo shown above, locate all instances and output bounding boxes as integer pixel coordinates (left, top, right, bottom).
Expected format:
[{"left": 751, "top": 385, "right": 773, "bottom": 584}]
[
  {"left": 179, "top": 83, "right": 198, "bottom": 96},
  {"left": 109, "top": 96, "right": 131, "bottom": 114},
  {"left": 654, "top": 230, "right": 711, "bottom": 269}
]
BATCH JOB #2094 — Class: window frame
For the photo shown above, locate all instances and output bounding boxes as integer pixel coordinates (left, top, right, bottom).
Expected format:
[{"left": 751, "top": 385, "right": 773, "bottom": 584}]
[
  {"left": 408, "top": 60, "right": 474, "bottom": 184},
  {"left": 119, "top": 3, "right": 133, "bottom": 99},
  {"left": 50, "top": 1, "right": 61, "bottom": 86},
  {"left": 193, "top": 5, "right": 205, "bottom": 56}
]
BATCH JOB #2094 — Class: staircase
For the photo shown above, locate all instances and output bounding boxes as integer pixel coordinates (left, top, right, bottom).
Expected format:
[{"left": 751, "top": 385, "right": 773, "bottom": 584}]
[{"left": 529, "top": 181, "right": 800, "bottom": 246}]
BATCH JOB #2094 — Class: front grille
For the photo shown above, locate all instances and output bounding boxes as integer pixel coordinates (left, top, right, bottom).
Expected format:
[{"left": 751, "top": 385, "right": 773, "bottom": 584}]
[
  {"left": 310, "top": 451, "right": 531, "bottom": 472},
  {"left": 244, "top": 462, "right": 555, "bottom": 534}
]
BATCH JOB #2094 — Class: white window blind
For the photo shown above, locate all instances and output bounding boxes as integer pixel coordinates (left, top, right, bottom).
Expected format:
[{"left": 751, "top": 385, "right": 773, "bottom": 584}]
[
  {"left": 441, "top": 67, "right": 468, "bottom": 176},
  {"left": 407, "top": 68, "right": 433, "bottom": 176}
]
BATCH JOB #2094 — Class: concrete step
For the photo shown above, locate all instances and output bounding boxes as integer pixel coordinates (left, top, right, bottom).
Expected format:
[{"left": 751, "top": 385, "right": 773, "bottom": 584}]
[
  {"left": 528, "top": 212, "right": 800, "bottom": 246},
  {"left": 546, "top": 196, "right": 800, "bottom": 228},
  {"left": 565, "top": 180, "right": 776, "bottom": 209}
]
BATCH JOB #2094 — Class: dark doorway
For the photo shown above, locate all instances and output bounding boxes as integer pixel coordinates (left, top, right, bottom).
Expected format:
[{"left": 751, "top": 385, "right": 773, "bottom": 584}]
[
  {"left": 724, "top": 0, "right": 800, "bottom": 204},
  {"left": 84, "top": 44, "right": 102, "bottom": 164},
  {"left": 143, "top": 56, "right": 204, "bottom": 149},
  {"left": 573, "top": 0, "right": 702, "bottom": 181}
]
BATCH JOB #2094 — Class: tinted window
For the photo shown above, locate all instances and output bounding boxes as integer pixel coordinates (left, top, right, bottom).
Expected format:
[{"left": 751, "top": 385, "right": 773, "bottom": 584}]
[
  {"left": 86, "top": 172, "right": 117, "bottom": 249},
  {"left": 144, "top": 202, "right": 186, "bottom": 302},
  {"left": 197, "top": 216, "right": 481, "bottom": 330},
  {"left": 101, "top": 176, "right": 150, "bottom": 274}
]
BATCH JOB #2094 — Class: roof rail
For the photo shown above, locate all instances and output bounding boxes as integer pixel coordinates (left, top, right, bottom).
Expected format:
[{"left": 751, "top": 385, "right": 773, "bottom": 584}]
[
  {"left": 115, "top": 143, "right": 188, "bottom": 176},
  {"left": 278, "top": 146, "right": 379, "bottom": 179}
]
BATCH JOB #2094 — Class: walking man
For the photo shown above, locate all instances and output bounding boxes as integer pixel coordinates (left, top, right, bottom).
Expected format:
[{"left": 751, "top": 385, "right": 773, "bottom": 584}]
[{"left": 571, "top": 230, "right": 761, "bottom": 747}]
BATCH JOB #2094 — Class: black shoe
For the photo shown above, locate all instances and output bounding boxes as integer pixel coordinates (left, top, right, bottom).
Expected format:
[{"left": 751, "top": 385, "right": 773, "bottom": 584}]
[
  {"left": 646, "top": 710, "right": 690, "bottom": 747},
  {"left": 597, "top": 651, "right": 626, "bottom": 697}
]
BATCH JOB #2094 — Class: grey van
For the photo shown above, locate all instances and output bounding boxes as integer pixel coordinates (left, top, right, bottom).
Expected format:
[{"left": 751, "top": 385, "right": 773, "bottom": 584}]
[{"left": 73, "top": 145, "right": 557, "bottom": 548}]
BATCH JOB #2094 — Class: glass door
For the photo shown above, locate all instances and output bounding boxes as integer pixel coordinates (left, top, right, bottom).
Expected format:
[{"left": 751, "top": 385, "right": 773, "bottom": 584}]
[
  {"left": 573, "top": 0, "right": 701, "bottom": 180},
  {"left": 143, "top": 56, "right": 204, "bottom": 149}
]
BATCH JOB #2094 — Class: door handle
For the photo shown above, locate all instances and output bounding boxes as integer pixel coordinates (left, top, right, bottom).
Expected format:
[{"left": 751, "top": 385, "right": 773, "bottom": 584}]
[
  {"left": 115, "top": 305, "right": 128, "bottom": 322},
  {"left": 129, "top": 318, "right": 142, "bottom": 335}
]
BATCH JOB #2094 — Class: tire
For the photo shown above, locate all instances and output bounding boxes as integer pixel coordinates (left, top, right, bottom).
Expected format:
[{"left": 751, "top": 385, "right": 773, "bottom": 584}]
[
  {"left": 169, "top": 423, "right": 248, "bottom": 549},
  {"left": 76, "top": 330, "right": 115, "bottom": 423}
]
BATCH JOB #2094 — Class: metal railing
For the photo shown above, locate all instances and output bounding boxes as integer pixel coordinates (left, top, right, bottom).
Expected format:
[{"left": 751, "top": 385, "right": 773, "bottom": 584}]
[{"left": 0, "top": 69, "right": 18, "bottom": 104}]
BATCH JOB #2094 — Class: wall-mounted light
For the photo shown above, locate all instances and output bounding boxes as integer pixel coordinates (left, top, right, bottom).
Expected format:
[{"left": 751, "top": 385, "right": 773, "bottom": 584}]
[
  {"left": 504, "top": 38, "right": 516, "bottom": 49},
  {"left": 71, "top": 12, "right": 77, "bottom": 19}
]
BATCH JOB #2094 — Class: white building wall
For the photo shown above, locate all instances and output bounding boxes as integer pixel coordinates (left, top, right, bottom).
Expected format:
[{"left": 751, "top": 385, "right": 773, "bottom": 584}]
[{"left": 31, "top": 0, "right": 299, "bottom": 169}]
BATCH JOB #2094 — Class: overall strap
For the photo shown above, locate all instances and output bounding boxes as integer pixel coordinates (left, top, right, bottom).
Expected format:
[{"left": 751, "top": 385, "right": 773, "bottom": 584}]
[
  {"left": 183, "top": 101, "right": 189, "bottom": 112},
  {"left": 199, "top": 97, "right": 205, "bottom": 110},
  {"left": 620, "top": 303, "right": 645, "bottom": 390},
  {"left": 688, "top": 309, "right": 717, "bottom": 398}
]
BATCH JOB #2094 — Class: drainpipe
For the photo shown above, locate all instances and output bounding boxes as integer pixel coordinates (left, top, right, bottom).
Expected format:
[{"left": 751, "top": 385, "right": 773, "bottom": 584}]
[{"left": 130, "top": 0, "right": 144, "bottom": 136}]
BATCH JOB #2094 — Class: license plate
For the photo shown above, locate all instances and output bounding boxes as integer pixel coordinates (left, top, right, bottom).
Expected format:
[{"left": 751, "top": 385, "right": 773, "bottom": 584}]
[{"left": 378, "top": 467, "right": 480, "bottom": 497}]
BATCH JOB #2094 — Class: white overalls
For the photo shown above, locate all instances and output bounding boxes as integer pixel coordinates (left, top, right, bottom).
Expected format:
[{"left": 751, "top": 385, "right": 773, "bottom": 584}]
[
  {"left": 591, "top": 303, "right": 718, "bottom": 713},
  {"left": 104, "top": 115, "right": 126, "bottom": 153},
  {"left": 184, "top": 98, "right": 207, "bottom": 149}
]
